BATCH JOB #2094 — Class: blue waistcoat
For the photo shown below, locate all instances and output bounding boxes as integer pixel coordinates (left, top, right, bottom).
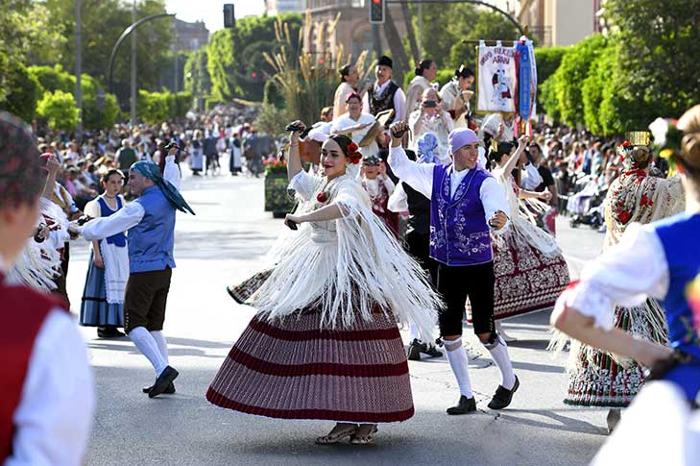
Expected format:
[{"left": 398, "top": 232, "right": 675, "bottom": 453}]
[
  {"left": 429, "top": 164, "right": 492, "bottom": 266},
  {"left": 97, "top": 196, "right": 127, "bottom": 248},
  {"left": 655, "top": 213, "right": 700, "bottom": 360},
  {"left": 128, "top": 186, "right": 176, "bottom": 274}
]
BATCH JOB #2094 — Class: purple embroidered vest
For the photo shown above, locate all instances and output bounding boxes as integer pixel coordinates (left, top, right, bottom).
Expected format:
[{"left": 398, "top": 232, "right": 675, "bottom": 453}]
[{"left": 429, "top": 164, "right": 493, "bottom": 266}]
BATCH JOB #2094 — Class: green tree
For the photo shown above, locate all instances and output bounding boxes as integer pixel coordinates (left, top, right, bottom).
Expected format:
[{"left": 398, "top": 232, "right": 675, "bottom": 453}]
[
  {"left": 448, "top": 11, "right": 519, "bottom": 69},
  {"left": 534, "top": 46, "right": 567, "bottom": 87},
  {"left": 582, "top": 40, "right": 617, "bottom": 135},
  {"left": 603, "top": 0, "right": 700, "bottom": 124},
  {"left": 44, "top": 0, "right": 173, "bottom": 108},
  {"left": 539, "top": 75, "right": 560, "bottom": 123},
  {"left": 551, "top": 34, "right": 605, "bottom": 126},
  {"left": 28, "top": 65, "right": 121, "bottom": 129},
  {"left": 0, "top": 61, "right": 40, "bottom": 123},
  {"left": 36, "top": 90, "right": 80, "bottom": 130},
  {"left": 206, "top": 13, "right": 303, "bottom": 104},
  {"left": 184, "top": 48, "right": 211, "bottom": 106}
]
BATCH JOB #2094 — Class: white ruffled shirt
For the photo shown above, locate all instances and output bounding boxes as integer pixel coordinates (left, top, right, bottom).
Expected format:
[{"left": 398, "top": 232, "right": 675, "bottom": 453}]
[
  {"left": 388, "top": 146, "right": 510, "bottom": 230},
  {"left": 555, "top": 222, "right": 670, "bottom": 330}
]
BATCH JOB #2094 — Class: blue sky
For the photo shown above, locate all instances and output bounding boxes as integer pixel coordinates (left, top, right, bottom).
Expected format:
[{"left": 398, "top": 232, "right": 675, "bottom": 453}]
[{"left": 165, "top": 0, "right": 265, "bottom": 33}]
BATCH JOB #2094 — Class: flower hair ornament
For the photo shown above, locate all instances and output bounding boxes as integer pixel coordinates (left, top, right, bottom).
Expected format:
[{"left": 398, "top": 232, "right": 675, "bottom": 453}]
[
  {"left": 346, "top": 141, "right": 362, "bottom": 165},
  {"left": 649, "top": 117, "right": 684, "bottom": 173},
  {"left": 617, "top": 131, "right": 652, "bottom": 170}
]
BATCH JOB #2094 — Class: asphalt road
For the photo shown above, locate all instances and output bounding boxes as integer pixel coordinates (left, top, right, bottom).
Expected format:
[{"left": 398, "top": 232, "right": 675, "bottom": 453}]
[{"left": 67, "top": 165, "right": 608, "bottom": 466}]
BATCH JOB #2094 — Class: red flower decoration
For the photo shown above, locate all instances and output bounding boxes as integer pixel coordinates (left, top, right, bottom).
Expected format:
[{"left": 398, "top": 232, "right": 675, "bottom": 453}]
[
  {"left": 640, "top": 194, "right": 654, "bottom": 207},
  {"left": 622, "top": 140, "right": 632, "bottom": 148},
  {"left": 347, "top": 142, "right": 359, "bottom": 153},
  {"left": 316, "top": 191, "right": 329, "bottom": 203},
  {"left": 345, "top": 141, "right": 362, "bottom": 164},
  {"left": 617, "top": 210, "right": 632, "bottom": 224}
]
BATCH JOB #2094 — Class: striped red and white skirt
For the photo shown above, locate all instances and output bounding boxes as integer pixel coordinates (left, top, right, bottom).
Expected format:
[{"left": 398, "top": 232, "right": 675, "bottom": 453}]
[{"left": 206, "top": 309, "right": 415, "bottom": 423}]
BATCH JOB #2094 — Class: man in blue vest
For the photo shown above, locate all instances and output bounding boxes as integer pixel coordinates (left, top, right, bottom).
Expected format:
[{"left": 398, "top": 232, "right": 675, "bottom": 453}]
[
  {"left": 388, "top": 121, "right": 519, "bottom": 414},
  {"left": 72, "top": 155, "right": 194, "bottom": 398}
]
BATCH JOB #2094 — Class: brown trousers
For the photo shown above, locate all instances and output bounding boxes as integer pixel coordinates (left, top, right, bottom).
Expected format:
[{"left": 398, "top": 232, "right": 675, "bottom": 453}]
[{"left": 123, "top": 268, "right": 172, "bottom": 333}]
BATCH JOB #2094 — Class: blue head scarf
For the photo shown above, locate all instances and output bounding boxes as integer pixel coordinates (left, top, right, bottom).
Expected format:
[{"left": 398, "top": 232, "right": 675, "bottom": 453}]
[
  {"left": 417, "top": 132, "right": 439, "bottom": 164},
  {"left": 131, "top": 161, "right": 195, "bottom": 215}
]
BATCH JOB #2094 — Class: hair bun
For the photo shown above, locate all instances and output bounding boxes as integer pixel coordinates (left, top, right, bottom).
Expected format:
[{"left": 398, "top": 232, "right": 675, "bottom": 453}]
[{"left": 678, "top": 105, "right": 700, "bottom": 168}]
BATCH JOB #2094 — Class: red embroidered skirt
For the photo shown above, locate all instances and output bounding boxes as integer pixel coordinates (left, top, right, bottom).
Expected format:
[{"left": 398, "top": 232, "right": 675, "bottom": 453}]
[{"left": 206, "top": 310, "right": 414, "bottom": 423}]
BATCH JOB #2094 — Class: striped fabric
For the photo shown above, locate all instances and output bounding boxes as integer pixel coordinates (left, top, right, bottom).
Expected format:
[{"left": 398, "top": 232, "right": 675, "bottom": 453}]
[
  {"left": 207, "top": 310, "right": 414, "bottom": 423},
  {"left": 79, "top": 251, "right": 124, "bottom": 327}
]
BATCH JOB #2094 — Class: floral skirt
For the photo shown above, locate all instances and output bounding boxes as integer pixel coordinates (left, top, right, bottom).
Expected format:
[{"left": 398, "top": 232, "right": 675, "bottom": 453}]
[
  {"left": 206, "top": 308, "right": 414, "bottom": 423},
  {"left": 467, "top": 229, "right": 570, "bottom": 321},
  {"left": 565, "top": 301, "right": 668, "bottom": 407}
]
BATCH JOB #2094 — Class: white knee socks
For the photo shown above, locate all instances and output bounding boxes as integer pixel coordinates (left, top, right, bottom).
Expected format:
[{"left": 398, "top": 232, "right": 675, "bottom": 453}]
[
  {"left": 129, "top": 327, "right": 167, "bottom": 376},
  {"left": 444, "top": 338, "right": 473, "bottom": 398},
  {"left": 485, "top": 335, "right": 516, "bottom": 390},
  {"left": 150, "top": 330, "right": 169, "bottom": 365}
]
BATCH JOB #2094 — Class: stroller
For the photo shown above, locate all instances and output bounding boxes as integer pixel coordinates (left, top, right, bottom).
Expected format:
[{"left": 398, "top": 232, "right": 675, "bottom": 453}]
[{"left": 565, "top": 174, "right": 607, "bottom": 229}]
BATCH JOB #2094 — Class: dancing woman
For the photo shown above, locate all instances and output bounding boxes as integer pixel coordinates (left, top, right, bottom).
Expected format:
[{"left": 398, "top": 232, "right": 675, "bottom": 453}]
[
  {"left": 208, "top": 123, "right": 440, "bottom": 445},
  {"left": 79, "top": 169, "right": 129, "bottom": 338},
  {"left": 556, "top": 132, "right": 683, "bottom": 431},
  {"left": 552, "top": 105, "right": 700, "bottom": 425},
  {"left": 484, "top": 140, "right": 570, "bottom": 329}
]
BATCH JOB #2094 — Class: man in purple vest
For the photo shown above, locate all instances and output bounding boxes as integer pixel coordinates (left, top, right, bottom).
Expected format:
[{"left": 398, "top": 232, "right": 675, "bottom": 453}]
[{"left": 388, "top": 121, "right": 519, "bottom": 414}]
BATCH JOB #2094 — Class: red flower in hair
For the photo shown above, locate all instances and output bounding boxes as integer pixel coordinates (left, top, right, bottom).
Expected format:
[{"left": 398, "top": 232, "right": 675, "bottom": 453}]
[{"left": 345, "top": 141, "right": 362, "bottom": 164}]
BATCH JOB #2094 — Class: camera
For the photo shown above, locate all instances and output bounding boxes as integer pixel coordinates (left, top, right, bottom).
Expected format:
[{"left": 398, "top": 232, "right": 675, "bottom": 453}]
[
  {"left": 285, "top": 122, "right": 306, "bottom": 133},
  {"left": 423, "top": 100, "right": 438, "bottom": 109}
]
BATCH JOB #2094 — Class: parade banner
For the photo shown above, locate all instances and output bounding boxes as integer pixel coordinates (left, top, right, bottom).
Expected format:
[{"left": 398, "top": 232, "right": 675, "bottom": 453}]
[{"left": 477, "top": 41, "right": 517, "bottom": 113}]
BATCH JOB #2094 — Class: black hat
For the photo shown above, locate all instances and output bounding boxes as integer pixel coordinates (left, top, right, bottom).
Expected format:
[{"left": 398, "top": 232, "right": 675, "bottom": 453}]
[{"left": 377, "top": 55, "right": 393, "bottom": 68}]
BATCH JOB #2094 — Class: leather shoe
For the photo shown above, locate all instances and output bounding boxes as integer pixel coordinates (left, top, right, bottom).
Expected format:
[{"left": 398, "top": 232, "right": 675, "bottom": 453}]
[
  {"left": 142, "top": 382, "right": 175, "bottom": 394},
  {"left": 148, "top": 366, "right": 179, "bottom": 398},
  {"left": 407, "top": 339, "right": 425, "bottom": 361},
  {"left": 487, "top": 376, "right": 520, "bottom": 410},
  {"left": 446, "top": 395, "right": 477, "bottom": 415}
]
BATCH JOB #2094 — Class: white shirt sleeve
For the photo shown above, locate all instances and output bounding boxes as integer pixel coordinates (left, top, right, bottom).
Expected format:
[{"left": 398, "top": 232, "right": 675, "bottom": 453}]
[
  {"left": 362, "top": 93, "right": 371, "bottom": 114},
  {"left": 163, "top": 155, "right": 181, "bottom": 190},
  {"left": 7, "top": 309, "right": 94, "bottom": 466},
  {"left": 78, "top": 201, "right": 145, "bottom": 241},
  {"left": 394, "top": 88, "right": 407, "bottom": 122},
  {"left": 387, "top": 182, "right": 409, "bottom": 213},
  {"left": 556, "top": 223, "right": 670, "bottom": 330},
  {"left": 521, "top": 163, "right": 543, "bottom": 190},
  {"left": 83, "top": 199, "right": 100, "bottom": 218},
  {"left": 480, "top": 176, "right": 510, "bottom": 219},
  {"left": 288, "top": 170, "right": 318, "bottom": 202},
  {"left": 388, "top": 146, "right": 435, "bottom": 199}
]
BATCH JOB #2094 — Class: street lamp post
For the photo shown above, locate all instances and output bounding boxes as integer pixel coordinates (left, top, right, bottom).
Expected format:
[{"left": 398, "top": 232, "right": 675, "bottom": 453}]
[
  {"left": 76, "top": 0, "right": 83, "bottom": 137},
  {"left": 131, "top": 0, "right": 137, "bottom": 127}
]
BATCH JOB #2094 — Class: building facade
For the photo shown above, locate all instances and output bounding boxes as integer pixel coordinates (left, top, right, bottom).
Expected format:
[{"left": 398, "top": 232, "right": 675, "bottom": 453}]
[
  {"left": 303, "top": 0, "right": 408, "bottom": 63},
  {"left": 173, "top": 18, "right": 209, "bottom": 52},
  {"left": 265, "top": 0, "right": 306, "bottom": 15},
  {"left": 517, "top": 0, "right": 603, "bottom": 47}
]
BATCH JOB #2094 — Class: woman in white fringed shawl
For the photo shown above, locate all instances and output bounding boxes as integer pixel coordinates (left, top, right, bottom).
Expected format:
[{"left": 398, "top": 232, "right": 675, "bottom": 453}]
[{"left": 208, "top": 122, "right": 440, "bottom": 446}]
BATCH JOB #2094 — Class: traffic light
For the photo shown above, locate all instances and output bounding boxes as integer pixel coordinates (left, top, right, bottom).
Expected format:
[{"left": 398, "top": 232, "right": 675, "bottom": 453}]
[
  {"left": 369, "top": 0, "right": 385, "bottom": 24},
  {"left": 223, "top": 4, "right": 235, "bottom": 29}
]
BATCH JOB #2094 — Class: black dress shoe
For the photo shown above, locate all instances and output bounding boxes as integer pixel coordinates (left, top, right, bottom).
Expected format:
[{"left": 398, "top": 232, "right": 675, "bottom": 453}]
[
  {"left": 407, "top": 339, "right": 426, "bottom": 361},
  {"left": 148, "top": 366, "right": 179, "bottom": 398},
  {"left": 446, "top": 395, "right": 477, "bottom": 415},
  {"left": 487, "top": 376, "right": 520, "bottom": 410},
  {"left": 97, "top": 326, "right": 125, "bottom": 338},
  {"left": 142, "top": 382, "right": 175, "bottom": 394},
  {"left": 422, "top": 344, "right": 443, "bottom": 358}
]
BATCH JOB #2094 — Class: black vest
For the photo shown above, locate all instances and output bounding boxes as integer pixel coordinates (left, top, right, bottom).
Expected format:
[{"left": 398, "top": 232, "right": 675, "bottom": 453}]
[
  {"left": 370, "top": 81, "right": 400, "bottom": 124},
  {"left": 403, "top": 182, "right": 431, "bottom": 235}
]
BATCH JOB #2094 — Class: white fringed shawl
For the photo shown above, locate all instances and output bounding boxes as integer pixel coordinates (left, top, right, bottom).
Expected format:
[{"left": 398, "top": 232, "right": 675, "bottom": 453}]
[
  {"left": 7, "top": 198, "right": 65, "bottom": 291},
  {"left": 251, "top": 170, "right": 441, "bottom": 336}
]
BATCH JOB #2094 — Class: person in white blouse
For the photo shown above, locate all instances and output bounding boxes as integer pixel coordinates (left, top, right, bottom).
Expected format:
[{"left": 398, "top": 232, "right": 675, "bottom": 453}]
[
  {"left": 440, "top": 65, "right": 475, "bottom": 124},
  {"left": 388, "top": 121, "right": 520, "bottom": 415},
  {"left": 331, "top": 92, "right": 379, "bottom": 159},
  {"left": 0, "top": 112, "right": 94, "bottom": 466},
  {"left": 333, "top": 64, "right": 359, "bottom": 120},
  {"left": 408, "top": 87, "right": 454, "bottom": 162},
  {"left": 405, "top": 59, "right": 437, "bottom": 116},
  {"left": 552, "top": 104, "right": 700, "bottom": 462}
]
